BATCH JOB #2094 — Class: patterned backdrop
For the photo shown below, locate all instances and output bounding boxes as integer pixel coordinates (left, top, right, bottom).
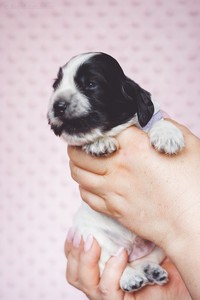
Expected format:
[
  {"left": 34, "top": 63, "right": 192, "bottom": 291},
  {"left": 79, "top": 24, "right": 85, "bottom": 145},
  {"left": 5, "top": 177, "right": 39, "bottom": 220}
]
[{"left": 0, "top": 0, "right": 200, "bottom": 299}]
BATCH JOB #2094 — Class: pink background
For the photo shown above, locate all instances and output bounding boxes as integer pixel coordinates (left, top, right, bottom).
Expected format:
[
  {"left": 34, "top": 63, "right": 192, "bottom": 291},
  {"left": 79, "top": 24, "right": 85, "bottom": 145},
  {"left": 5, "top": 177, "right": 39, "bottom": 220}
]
[{"left": 0, "top": 0, "right": 200, "bottom": 299}]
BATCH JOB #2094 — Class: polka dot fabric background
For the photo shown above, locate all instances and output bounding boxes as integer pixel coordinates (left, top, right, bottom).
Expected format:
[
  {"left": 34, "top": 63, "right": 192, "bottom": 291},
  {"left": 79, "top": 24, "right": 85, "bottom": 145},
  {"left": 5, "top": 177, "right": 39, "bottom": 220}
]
[{"left": 0, "top": 0, "right": 200, "bottom": 299}]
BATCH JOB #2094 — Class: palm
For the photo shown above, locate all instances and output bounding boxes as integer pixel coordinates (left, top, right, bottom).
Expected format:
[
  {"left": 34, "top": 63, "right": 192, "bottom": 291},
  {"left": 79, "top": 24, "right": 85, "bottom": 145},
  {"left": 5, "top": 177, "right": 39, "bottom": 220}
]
[
  {"left": 65, "top": 236, "right": 191, "bottom": 300},
  {"left": 123, "top": 260, "right": 191, "bottom": 300}
]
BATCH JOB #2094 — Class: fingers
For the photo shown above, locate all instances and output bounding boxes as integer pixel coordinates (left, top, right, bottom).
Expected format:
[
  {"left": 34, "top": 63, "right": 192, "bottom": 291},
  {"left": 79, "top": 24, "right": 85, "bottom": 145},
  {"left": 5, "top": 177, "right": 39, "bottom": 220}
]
[
  {"left": 80, "top": 188, "right": 108, "bottom": 215},
  {"left": 65, "top": 228, "right": 129, "bottom": 300},
  {"left": 65, "top": 227, "right": 76, "bottom": 256},
  {"left": 65, "top": 228, "right": 189, "bottom": 300},
  {"left": 117, "top": 126, "right": 150, "bottom": 153},
  {"left": 98, "top": 249, "right": 128, "bottom": 300},
  {"left": 68, "top": 146, "right": 111, "bottom": 175},
  {"left": 68, "top": 119, "right": 191, "bottom": 171},
  {"left": 69, "top": 160, "right": 106, "bottom": 194},
  {"left": 133, "top": 259, "right": 191, "bottom": 300},
  {"left": 68, "top": 121, "right": 190, "bottom": 191},
  {"left": 65, "top": 229, "right": 84, "bottom": 286},
  {"left": 65, "top": 229, "right": 101, "bottom": 299},
  {"left": 78, "top": 236, "right": 102, "bottom": 297}
]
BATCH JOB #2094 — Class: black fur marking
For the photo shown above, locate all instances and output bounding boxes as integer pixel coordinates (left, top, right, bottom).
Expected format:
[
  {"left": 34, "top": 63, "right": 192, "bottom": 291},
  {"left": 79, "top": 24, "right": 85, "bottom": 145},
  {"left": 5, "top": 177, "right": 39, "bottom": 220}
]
[
  {"left": 121, "top": 77, "right": 154, "bottom": 127},
  {"left": 74, "top": 53, "right": 154, "bottom": 129},
  {"left": 49, "top": 52, "right": 155, "bottom": 139}
]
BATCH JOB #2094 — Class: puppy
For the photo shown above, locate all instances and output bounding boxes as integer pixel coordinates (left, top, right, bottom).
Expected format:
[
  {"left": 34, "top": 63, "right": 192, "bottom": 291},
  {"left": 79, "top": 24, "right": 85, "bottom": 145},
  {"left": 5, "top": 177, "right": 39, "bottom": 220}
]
[{"left": 47, "top": 52, "right": 184, "bottom": 292}]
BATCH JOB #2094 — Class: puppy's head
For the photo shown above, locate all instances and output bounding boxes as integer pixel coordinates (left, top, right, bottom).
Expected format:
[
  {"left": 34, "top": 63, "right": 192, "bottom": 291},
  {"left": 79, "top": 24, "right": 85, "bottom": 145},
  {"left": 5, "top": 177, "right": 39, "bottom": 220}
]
[{"left": 47, "top": 52, "right": 154, "bottom": 145}]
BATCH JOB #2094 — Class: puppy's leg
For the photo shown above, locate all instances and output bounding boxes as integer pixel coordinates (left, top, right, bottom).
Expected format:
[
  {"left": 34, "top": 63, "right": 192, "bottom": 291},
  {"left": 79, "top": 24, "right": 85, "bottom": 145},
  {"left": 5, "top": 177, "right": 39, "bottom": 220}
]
[
  {"left": 148, "top": 119, "right": 185, "bottom": 154},
  {"left": 82, "top": 137, "right": 118, "bottom": 156},
  {"left": 120, "top": 247, "right": 168, "bottom": 292}
]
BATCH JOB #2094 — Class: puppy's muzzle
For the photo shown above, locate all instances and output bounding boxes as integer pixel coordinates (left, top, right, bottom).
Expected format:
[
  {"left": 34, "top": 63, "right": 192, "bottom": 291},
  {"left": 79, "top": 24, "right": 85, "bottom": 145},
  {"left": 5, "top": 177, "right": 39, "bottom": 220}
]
[{"left": 53, "top": 100, "right": 68, "bottom": 117}]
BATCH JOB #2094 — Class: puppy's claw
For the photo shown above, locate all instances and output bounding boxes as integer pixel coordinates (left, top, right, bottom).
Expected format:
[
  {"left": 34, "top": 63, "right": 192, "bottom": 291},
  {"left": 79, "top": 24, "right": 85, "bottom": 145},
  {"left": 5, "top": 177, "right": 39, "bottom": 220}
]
[{"left": 82, "top": 137, "right": 118, "bottom": 156}]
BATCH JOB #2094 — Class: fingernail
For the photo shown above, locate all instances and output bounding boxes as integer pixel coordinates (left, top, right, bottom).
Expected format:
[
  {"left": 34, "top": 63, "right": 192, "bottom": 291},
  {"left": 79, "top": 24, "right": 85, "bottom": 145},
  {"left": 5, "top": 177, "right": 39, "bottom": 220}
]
[
  {"left": 73, "top": 231, "right": 82, "bottom": 248},
  {"left": 66, "top": 227, "right": 76, "bottom": 243},
  {"left": 113, "top": 247, "right": 125, "bottom": 257},
  {"left": 84, "top": 234, "right": 94, "bottom": 252}
]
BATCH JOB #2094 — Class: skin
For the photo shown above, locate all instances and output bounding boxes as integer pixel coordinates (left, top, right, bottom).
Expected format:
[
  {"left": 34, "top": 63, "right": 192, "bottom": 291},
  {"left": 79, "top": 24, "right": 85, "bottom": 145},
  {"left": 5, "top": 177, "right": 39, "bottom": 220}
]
[
  {"left": 66, "top": 120, "right": 200, "bottom": 299},
  {"left": 65, "top": 234, "right": 191, "bottom": 300}
]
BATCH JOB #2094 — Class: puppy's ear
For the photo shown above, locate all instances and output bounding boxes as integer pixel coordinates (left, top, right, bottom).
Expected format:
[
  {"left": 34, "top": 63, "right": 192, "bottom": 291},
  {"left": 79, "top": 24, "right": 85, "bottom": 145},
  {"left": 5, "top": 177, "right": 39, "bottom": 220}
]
[{"left": 122, "top": 78, "right": 154, "bottom": 127}]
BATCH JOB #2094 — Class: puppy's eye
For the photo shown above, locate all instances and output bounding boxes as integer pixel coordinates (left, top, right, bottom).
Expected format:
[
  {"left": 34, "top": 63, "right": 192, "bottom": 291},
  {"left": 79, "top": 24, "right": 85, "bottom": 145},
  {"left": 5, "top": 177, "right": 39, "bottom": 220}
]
[
  {"left": 53, "top": 67, "right": 63, "bottom": 90},
  {"left": 86, "top": 81, "right": 97, "bottom": 89}
]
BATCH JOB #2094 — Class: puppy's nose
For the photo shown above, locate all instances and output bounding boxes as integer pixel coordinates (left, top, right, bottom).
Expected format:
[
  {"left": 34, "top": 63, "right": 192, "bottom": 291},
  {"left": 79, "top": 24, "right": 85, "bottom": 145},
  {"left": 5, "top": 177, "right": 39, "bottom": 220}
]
[{"left": 53, "top": 100, "right": 68, "bottom": 117}]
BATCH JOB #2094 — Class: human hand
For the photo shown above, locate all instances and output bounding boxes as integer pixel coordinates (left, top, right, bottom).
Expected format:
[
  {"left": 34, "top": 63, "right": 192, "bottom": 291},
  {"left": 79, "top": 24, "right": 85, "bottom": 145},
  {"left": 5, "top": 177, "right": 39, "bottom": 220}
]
[
  {"left": 68, "top": 121, "right": 200, "bottom": 251},
  {"left": 65, "top": 229, "right": 191, "bottom": 300}
]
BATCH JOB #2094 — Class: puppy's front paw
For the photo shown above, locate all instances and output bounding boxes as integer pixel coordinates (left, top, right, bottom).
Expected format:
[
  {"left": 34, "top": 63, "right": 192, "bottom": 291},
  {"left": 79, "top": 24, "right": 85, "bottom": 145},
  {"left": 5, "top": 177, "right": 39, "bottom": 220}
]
[
  {"left": 82, "top": 137, "right": 118, "bottom": 156},
  {"left": 149, "top": 120, "right": 185, "bottom": 154}
]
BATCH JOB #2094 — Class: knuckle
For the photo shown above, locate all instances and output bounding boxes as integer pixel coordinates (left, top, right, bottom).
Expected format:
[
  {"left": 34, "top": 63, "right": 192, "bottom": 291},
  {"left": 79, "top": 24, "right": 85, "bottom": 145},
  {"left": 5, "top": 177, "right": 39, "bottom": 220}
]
[
  {"left": 66, "top": 275, "right": 73, "bottom": 285},
  {"left": 69, "top": 162, "right": 79, "bottom": 182},
  {"left": 66, "top": 274, "right": 93, "bottom": 299},
  {"left": 79, "top": 187, "right": 87, "bottom": 200},
  {"left": 64, "top": 241, "right": 70, "bottom": 258},
  {"left": 67, "top": 146, "right": 72, "bottom": 157},
  {"left": 99, "top": 282, "right": 111, "bottom": 296},
  {"left": 66, "top": 271, "right": 77, "bottom": 287}
]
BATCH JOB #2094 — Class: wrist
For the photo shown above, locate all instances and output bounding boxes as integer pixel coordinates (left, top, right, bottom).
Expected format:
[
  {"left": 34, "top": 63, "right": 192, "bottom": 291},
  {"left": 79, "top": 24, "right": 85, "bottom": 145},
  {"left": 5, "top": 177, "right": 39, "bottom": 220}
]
[
  {"left": 164, "top": 223, "right": 200, "bottom": 300},
  {"left": 163, "top": 207, "right": 200, "bottom": 259}
]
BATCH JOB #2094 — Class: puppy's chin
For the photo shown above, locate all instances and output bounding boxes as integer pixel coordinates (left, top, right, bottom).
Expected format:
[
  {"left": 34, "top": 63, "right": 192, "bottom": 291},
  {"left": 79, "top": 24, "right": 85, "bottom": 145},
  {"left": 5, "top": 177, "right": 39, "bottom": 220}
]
[
  {"left": 49, "top": 123, "right": 64, "bottom": 137},
  {"left": 48, "top": 119, "right": 103, "bottom": 146},
  {"left": 48, "top": 112, "right": 106, "bottom": 145},
  {"left": 61, "top": 126, "right": 106, "bottom": 146}
]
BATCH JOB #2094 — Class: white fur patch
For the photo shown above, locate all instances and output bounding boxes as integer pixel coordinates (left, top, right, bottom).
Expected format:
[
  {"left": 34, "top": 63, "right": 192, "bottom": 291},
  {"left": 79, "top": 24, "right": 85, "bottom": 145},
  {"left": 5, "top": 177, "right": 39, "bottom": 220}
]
[
  {"left": 82, "top": 136, "right": 118, "bottom": 156},
  {"left": 148, "top": 119, "right": 185, "bottom": 154},
  {"left": 61, "top": 116, "right": 138, "bottom": 148},
  {"left": 74, "top": 202, "right": 167, "bottom": 292},
  {"left": 61, "top": 128, "right": 103, "bottom": 146},
  {"left": 49, "top": 53, "right": 99, "bottom": 123}
]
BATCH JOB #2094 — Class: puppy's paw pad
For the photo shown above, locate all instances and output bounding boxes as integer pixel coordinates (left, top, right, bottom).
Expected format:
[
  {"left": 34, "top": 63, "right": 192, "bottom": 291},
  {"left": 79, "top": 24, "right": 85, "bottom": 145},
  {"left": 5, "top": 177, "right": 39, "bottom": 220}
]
[
  {"left": 120, "top": 275, "right": 145, "bottom": 292},
  {"left": 120, "top": 266, "right": 147, "bottom": 292},
  {"left": 149, "top": 120, "right": 185, "bottom": 154},
  {"left": 143, "top": 263, "right": 168, "bottom": 285},
  {"left": 82, "top": 138, "right": 117, "bottom": 156}
]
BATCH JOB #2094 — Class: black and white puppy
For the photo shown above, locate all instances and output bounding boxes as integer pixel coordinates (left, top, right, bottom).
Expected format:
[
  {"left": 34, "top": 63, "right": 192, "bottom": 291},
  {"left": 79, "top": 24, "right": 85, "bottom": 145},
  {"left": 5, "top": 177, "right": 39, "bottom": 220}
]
[{"left": 47, "top": 52, "right": 184, "bottom": 292}]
